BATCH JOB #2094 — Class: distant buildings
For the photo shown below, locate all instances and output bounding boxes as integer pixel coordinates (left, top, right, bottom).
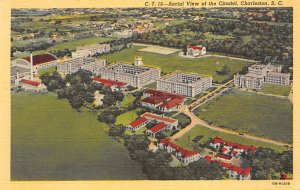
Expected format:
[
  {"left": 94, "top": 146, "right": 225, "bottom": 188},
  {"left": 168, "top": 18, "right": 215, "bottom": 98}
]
[
  {"left": 57, "top": 57, "right": 106, "bottom": 75},
  {"left": 157, "top": 71, "right": 212, "bottom": 97},
  {"left": 71, "top": 43, "right": 110, "bottom": 58},
  {"left": 97, "top": 58, "right": 160, "bottom": 87},
  {"left": 141, "top": 89, "right": 186, "bottom": 112},
  {"left": 187, "top": 45, "right": 206, "bottom": 57},
  {"left": 234, "top": 64, "right": 290, "bottom": 89}
]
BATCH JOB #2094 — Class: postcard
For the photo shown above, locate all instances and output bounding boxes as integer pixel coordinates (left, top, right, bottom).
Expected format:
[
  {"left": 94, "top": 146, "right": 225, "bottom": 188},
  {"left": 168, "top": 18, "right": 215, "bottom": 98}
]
[{"left": 0, "top": 0, "right": 298, "bottom": 189}]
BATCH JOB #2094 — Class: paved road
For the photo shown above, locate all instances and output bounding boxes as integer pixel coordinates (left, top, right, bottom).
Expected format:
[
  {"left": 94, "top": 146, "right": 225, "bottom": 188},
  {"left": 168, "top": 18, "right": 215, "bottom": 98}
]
[{"left": 171, "top": 105, "right": 292, "bottom": 148}]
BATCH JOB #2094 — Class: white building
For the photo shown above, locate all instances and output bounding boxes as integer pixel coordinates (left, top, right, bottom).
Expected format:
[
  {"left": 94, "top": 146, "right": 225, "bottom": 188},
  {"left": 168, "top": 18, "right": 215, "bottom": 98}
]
[
  {"left": 187, "top": 45, "right": 206, "bottom": 56},
  {"left": 158, "top": 138, "right": 201, "bottom": 164},
  {"left": 157, "top": 72, "right": 212, "bottom": 97},
  {"left": 97, "top": 58, "right": 160, "bottom": 88},
  {"left": 234, "top": 64, "right": 290, "bottom": 89},
  {"left": 71, "top": 43, "right": 110, "bottom": 58},
  {"left": 57, "top": 57, "right": 106, "bottom": 75},
  {"left": 19, "top": 79, "right": 47, "bottom": 92}
]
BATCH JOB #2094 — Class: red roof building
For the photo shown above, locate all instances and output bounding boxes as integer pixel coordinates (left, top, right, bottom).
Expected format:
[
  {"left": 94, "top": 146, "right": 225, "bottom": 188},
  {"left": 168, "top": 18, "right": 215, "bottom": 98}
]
[
  {"left": 142, "top": 89, "right": 186, "bottom": 112},
  {"left": 20, "top": 79, "right": 41, "bottom": 86},
  {"left": 211, "top": 137, "right": 257, "bottom": 152},
  {"left": 141, "top": 112, "right": 178, "bottom": 126},
  {"left": 148, "top": 122, "right": 167, "bottom": 134},
  {"left": 187, "top": 45, "right": 204, "bottom": 50},
  {"left": 216, "top": 153, "right": 232, "bottom": 160},
  {"left": 126, "top": 117, "right": 148, "bottom": 132},
  {"left": 23, "top": 53, "right": 57, "bottom": 66},
  {"left": 92, "top": 77, "right": 127, "bottom": 88}
]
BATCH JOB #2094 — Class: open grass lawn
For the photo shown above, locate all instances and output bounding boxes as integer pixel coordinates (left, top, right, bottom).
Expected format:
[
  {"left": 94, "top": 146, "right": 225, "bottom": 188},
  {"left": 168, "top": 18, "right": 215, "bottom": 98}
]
[
  {"left": 175, "top": 125, "right": 287, "bottom": 152},
  {"left": 38, "top": 66, "right": 57, "bottom": 76},
  {"left": 193, "top": 90, "right": 293, "bottom": 143},
  {"left": 11, "top": 92, "right": 146, "bottom": 180},
  {"left": 258, "top": 84, "right": 291, "bottom": 96},
  {"left": 101, "top": 46, "right": 251, "bottom": 83},
  {"left": 115, "top": 108, "right": 142, "bottom": 126},
  {"left": 120, "top": 94, "right": 136, "bottom": 108}
]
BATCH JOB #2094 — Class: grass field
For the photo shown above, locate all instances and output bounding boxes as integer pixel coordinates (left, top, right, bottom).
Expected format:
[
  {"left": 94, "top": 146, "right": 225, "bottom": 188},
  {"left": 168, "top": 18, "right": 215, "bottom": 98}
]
[
  {"left": 258, "top": 84, "right": 291, "bottom": 96},
  {"left": 193, "top": 90, "right": 293, "bottom": 143},
  {"left": 101, "top": 46, "right": 251, "bottom": 83},
  {"left": 175, "top": 125, "right": 287, "bottom": 152},
  {"left": 11, "top": 92, "right": 146, "bottom": 180},
  {"left": 38, "top": 66, "right": 57, "bottom": 76},
  {"left": 120, "top": 94, "right": 136, "bottom": 108},
  {"left": 115, "top": 108, "right": 142, "bottom": 126}
]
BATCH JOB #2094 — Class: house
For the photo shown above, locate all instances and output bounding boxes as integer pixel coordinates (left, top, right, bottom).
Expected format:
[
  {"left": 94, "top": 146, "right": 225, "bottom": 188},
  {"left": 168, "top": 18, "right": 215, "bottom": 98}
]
[
  {"left": 210, "top": 137, "right": 256, "bottom": 157},
  {"left": 19, "top": 79, "right": 47, "bottom": 92},
  {"left": 205, "top": 155, "right": 252, "bottom": 180},
  {"left": 158, "top": 138, "right": 200, "bottom": 164},
  {"left": 187, "top": 45, "right": 206, "bottom": 56},
  {"left": 141, "top": 112, "right": 178, "bottom": 130},
  {"left": 141, "top": 89, "right": 186, "bottom": 112},
  {"left": 126, "top": 117, "right": 148, "bottom": 132},
  {"left": 145, "top": 122, "right": 167, "bottom": 137},
  {"left": 92, "top": 77, "right": 127, "bottom": 91}
]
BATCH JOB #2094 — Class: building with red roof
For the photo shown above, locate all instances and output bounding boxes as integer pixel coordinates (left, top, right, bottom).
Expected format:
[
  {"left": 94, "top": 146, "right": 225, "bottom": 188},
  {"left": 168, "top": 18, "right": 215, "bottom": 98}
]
[
  {"left": 210, "top": 136, "right": 257, "bottom": 157},
  {"left": 92, "top": 77, "right": 127, "bottom": 91},
  {"left": 141, "top": 112, "right": 178, "bottom": 129},
  {"left": 158, "top": 138, "right": 201, "bottom": 164},
  {"left": 187, "top": 45, "right": 207, "bottom": 57},
  {"left": 145, "top": 122, "right": 167, "bottom": 137},
  {"left": 126, "top": 117, "right": 148, "bottom": 132},
  {"left": 19, "top": 79, "right": 46, "bottom": 92},
  {"left": 141, "top": 89, "right": 186, "bottom": 112},
  {"left": 204, "top": 155, "right": 252, "bottom": 180}
]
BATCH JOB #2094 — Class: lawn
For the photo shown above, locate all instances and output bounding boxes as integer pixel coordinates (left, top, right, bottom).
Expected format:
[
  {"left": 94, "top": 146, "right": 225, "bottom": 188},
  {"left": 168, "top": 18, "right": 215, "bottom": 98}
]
[
  {"left": 115, "top": 108, "right": 142, "bottom": 126},
  {"left": 193, "top": 90, "right": 293, "bottom": 143},
  {"left": 38, "top": 66, "right": 57, "bottom": 76},
  {"left": 101, "top": 45, "right": 251, "bottom": 83},
  {"left": 175, "top": 125, "right": 287, "bottom": 152},
  {"left": 11, "top": 92, "right": 146, "bottom": 180},
  {"left": 258, "top": 84, "right": 291, "bottom": 96},
  {"left": 120, "top": 94, "right": 136, "bottom": 108}
]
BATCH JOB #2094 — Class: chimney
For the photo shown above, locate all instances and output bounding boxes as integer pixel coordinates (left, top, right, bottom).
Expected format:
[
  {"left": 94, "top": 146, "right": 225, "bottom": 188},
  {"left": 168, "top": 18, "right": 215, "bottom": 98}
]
[
  {"left": 30, "top": 53, "right": 33, "bottom": 80},
  {"left": 16, "top": 71, "right": 19, "bottom": 85}
]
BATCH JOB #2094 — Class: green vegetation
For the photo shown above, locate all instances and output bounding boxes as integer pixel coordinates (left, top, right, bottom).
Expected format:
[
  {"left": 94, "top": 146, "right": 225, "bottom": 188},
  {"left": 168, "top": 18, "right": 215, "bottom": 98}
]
[
  {"left": 120, "top": 94, "right": 136, "bottom": 108},
  {"left": 11, "top": 92, "right": 146, "bottom": 180},
  {"left": 193, "top": 90, "right": 292, "bottom": 143},
  {"left": 101, "top": 46, "right": 250, "bottom": 83},
  {"left": 115, "top": 108, "right": 141, "bottom": 126},
  {"left": 175, "top": 125, "right": 286, "bottom": 152},
  {"left": 258, "top": 84, "right": 291, "bottom": 96},
  {"left": 38, "top": 66, "right": 56, "bottom": 76},
  {"left": 206, "top": 34, "right": 232, "bottom": 40}
]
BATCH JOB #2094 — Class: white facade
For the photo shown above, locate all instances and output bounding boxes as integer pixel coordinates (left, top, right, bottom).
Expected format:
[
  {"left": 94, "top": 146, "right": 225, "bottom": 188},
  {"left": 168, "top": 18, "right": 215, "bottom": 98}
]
[
  {"left": 234, "top": 64, "right": 290, "bottom": 89},
  {"left": 57, "top": 57, "right": 106, "bottom": 75},
  {"left": 97, "top": 63, "right": 161, "bottom": 87},
  {"left": 72, "top": 44, "right": 110, "bottom": 58},
  {"left": 157, "top": 72, "right": 212, "bottom": 97},
  {"left": 187, "top": 45, "right": 206, "bottom": 56}
]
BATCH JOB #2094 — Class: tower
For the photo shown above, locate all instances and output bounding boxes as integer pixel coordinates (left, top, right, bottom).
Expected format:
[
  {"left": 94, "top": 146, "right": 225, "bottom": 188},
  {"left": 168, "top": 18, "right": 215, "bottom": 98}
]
[
  {"left": 30, "top": 53, "right": 34, "bottom": 80},
  {"left": 134, "top": 57, "right": 143, "bottom": 66}
]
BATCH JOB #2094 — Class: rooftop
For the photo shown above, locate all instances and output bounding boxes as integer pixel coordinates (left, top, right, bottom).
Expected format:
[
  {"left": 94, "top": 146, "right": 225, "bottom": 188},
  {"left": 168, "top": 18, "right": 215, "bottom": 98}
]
[
  {"left": 23, "top": 53, "right": 57, "bottom": 66},
  {"left": 129, "top": 117, "right": 147, "bottom": 128},
  {"left": 211, "top": 137, "right": 257, "bottom": 151},
  {"left": 20, "top": 79, "right": 40, "bottom": 86},
  {"left": 92, "top": 77, "right": 127, "bottom": 87},
  {"left": 141, "top": 112, "right": 177, "bottom": 124}
]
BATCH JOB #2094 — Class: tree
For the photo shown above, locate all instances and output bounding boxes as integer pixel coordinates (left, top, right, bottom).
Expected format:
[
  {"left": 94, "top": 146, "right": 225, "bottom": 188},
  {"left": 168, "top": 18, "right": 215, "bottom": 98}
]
[
  {"left": 69, "top": 95, "right": 83, "bottom": 109},
  {"left": 102, "top": 94, "right": 115, "bottom": 106},
  {"left": 113, "top": 91, "right": 125, "bottom": 102},
  {"left": 218, "top": 64, "right": 231, "bottom": 75}
]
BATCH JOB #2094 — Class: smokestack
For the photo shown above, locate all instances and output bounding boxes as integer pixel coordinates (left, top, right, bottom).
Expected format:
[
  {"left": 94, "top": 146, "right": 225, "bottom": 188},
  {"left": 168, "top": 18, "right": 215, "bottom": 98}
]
[
  {"left": 30, "top": 53, "right": 33, "bottom": 80},
  {"left": 16, "top": 71, "right": 19, "bottom": 85}
]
